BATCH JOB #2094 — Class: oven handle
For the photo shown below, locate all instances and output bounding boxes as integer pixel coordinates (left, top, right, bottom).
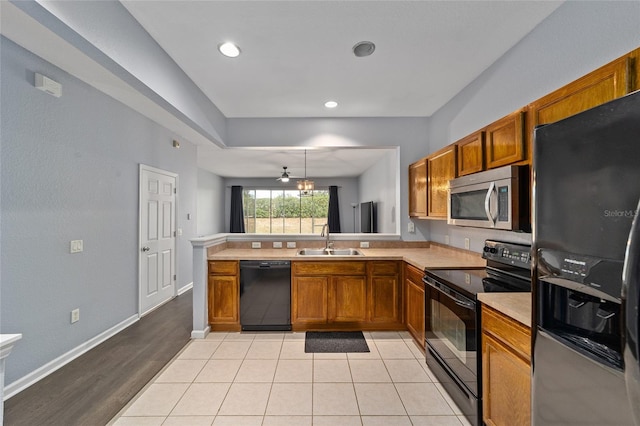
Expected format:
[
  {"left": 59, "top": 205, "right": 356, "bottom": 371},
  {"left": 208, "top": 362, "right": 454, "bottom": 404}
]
[{"left": 423, "top": 276, "right": 476, "bottom": 310}]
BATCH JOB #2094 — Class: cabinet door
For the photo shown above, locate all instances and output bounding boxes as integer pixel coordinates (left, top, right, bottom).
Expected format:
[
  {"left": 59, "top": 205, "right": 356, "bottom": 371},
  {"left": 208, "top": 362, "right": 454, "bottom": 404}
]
[
  {"left": 330, "top": 276, "right": 367, "bottom": 322},
  {"left": 528, "top": 56, "right": 629, "bottom": 144},
  {"left": 409, "top": 158, "right": 428, "bottom": 217},
  {"left": 485, "top": 110, "right": 525, "bottom": 169},
  {"left": 405, "top": 277, "right": 425, "bottom": 348},
  {"left": 482, "top": 333, "right": 531, "bottom": 426},
  {"left": 427, "top": 145, "right": 456, "bottom": 218},
  {"left": 457, "top": 131, "right": 485, "bottom": 176},
  {"left": 292, "top": 276, "right": 329, "bottom": 324},
  {"left": 208, "top": 275, "right": 239, "bottom": 324},
  {"left": 369, "top": 275, "right": 401, "bottom": 323}
]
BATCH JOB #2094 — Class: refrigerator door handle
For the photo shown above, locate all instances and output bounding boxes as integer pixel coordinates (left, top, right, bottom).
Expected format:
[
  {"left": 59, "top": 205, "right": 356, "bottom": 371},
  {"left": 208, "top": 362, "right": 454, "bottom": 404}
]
[{"left": 622, "top": 198, "right": 640, "bottom": 425}]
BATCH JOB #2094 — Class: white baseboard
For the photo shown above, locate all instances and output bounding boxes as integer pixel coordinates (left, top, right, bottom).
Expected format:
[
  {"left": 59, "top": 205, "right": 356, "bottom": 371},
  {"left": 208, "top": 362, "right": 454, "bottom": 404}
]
[
  {"left": 177, "top": 282, "right": 193, "bottom": 296},
  {"left": 3, "top": 314, "right": 139, "bottom": 401},
  {"left": 191, "top": 325, "right": 210, "bottom": 339}
]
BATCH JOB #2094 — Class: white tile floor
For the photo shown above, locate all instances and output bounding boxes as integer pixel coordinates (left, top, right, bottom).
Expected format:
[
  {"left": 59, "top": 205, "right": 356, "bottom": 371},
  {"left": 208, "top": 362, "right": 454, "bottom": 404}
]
[{"left": 110, "top": 331, "right": 471, "bottom": 426}]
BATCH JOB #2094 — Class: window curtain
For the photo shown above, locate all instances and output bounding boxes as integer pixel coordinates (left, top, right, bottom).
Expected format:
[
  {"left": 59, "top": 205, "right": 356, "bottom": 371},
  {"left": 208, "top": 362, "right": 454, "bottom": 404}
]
[
  {"left": 230, "top": 186, "right": 246, "bottom": 233},
  {"left": 327, "top": 185, "right": 341, "bottom": 233}
]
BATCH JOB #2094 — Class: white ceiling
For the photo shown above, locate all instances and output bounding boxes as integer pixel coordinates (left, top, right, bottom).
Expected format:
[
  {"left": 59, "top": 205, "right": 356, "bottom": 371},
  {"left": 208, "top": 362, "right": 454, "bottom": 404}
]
[
  {"left": 197, "top": 146, "right": 395, "bottom": 179},
  {"left": 120, "top": 0, "right": 562, "bottom": 179},
  {"left": 121, "top": 0, "right": 562, "bottom": 119}
]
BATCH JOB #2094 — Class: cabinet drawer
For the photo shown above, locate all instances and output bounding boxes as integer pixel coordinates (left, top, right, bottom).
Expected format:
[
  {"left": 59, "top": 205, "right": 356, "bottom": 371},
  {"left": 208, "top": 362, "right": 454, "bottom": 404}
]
[
  {"left": 404, "top": 263, "right": 424, "bottom": 285},
  {"left": 482, "top": 305, "right": 531, "bottom": 361},
  {"left": 369, "top": 261, "right": 399, "bottom": 275},
  {"left": 293, "top": 261, "right": 366, "bottom": 276},
  {"left": 208, "top": 260, "right": 238, "bottom": 276}
]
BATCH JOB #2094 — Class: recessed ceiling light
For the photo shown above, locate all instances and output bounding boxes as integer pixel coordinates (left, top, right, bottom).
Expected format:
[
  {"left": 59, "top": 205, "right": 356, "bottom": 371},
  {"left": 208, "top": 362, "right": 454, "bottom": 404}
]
[
  {"left": 218, "top": 42, "right": 241, "bottom": 58},
  {"left": 324, "top": 101, "right": 338, "bottom": 109},
  {"left": 353, "top": 41, "right": 376, "bottom": 57}
]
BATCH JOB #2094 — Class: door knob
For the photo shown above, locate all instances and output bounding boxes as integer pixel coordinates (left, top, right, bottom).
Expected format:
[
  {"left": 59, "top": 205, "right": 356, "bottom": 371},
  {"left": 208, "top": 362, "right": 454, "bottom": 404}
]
[{"left": 141, "top": 246, "right": 150, "bottom": 252}]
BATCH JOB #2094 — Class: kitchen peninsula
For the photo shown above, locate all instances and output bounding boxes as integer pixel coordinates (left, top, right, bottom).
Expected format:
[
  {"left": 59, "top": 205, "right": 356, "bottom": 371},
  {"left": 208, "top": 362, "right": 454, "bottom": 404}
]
[{"left": 190, "top": 235, "right": 488, "bottom": 340}]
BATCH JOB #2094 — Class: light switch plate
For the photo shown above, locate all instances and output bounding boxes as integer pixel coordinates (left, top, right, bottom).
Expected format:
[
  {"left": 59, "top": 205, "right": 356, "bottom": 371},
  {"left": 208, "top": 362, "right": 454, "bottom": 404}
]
[
  {"left": 287, "top": 242, "right": 297, "bottom": 248},
  {"left": 273, "top": 242, "right": 283, "bottom": 248},
  {"left": 408, "top": 222, "right": 415, "bottom": 233},
  {"left": 360, "top": 241, "right": 370, "bottom": 248},
  {"left": 251, "top": 242, "right": 261, "bottom": 249},
  {"left": 70, "top": 240, "right": 83, "bottom": 253},
  {"left": 464, "top": 238, "right": 470, "bottom": 250},
  {"left": 445, "top": 235, "right": 450, "bottom": 245},
  {"left": 71, "top": 308, "right": 80, "bottom": 323}
]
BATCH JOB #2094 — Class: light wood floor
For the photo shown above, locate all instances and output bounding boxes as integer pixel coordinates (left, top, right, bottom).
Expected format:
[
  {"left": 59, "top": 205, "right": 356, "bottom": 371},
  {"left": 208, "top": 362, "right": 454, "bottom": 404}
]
[{"left": 4, "top": 290, "right": 192, "bottom": 426}]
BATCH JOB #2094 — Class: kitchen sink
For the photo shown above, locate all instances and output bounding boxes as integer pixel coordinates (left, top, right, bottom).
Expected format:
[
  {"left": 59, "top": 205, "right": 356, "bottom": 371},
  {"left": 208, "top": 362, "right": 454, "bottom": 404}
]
[{"left": 297, "top": 248, "right": 363, "bottom": 256}]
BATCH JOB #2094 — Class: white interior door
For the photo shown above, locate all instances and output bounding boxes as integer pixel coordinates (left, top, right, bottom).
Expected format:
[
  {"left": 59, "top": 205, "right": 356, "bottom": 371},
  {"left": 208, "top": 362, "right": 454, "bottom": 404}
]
[{"left": 139, "top": 165, "right": 177, "bottom": 316}]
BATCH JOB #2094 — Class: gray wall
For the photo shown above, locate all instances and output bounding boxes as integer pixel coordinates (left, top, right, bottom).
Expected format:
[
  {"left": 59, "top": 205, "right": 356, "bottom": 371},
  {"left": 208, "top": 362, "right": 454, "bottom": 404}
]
[
  {"left": 0, "top": 37, "right": 198, "bottom": 385},
  {"left": 223, "top": 177, "right": 359, "bottom": 234},
  {"left": 197, "top": 168, "right": 225, "bottom": 236},
  {"left": 425, "top": 0, "right": 640, "bottom": 251},
  {"left": 358, "top": 149, "right": 399, "bottom": 234},
  {"left": 226, "top": 117, "right": 431, "bottom": 240}
]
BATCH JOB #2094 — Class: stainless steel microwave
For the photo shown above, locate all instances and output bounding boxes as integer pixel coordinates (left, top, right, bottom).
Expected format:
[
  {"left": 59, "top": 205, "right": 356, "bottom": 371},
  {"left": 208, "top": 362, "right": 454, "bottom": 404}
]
[{"left": 448, "top": 165, "right": 530, "bottom": 231}]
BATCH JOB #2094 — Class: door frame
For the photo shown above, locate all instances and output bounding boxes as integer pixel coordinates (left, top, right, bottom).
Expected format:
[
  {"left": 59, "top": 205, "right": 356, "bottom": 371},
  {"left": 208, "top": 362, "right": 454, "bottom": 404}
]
[{"left": 138, "top": 164, "right": 179, "bottom": 317}]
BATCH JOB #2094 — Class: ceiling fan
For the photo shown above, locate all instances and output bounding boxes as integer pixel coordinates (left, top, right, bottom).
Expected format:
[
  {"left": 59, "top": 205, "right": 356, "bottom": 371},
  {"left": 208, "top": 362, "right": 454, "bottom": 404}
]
[{"left": 276, "top": 166, "right": 298, "bottom": 182}]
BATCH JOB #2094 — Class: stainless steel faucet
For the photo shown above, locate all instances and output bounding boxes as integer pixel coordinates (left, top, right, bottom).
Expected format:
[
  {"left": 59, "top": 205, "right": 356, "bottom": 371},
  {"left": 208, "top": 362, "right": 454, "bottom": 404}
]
[{"left": 321, "top": 223, "right": 332, "bottom": 250}]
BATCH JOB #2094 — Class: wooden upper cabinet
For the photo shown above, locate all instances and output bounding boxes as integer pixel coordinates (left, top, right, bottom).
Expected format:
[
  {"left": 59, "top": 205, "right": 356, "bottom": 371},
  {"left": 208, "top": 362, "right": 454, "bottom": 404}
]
[
  {"left": 529, "top": 55, "right": 630, "bottom": 132},
  {"left": 485, "top": 110, "right": 525, "bottom": 169},
  {"left": 457, "top": 131, "right": 485, "bottom": 176},
  {"left": 427, "top": 145, "right": 457, "bottom": 218},
  {"left": 408, "top": 158, "right": 428, "bottom": 218}
]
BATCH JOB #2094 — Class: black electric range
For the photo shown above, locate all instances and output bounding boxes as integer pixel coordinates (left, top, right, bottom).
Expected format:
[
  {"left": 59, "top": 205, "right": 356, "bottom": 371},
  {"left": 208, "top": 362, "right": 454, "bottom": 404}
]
[{"left": 423, "top": 240, "right": 532, "bottom": 426}]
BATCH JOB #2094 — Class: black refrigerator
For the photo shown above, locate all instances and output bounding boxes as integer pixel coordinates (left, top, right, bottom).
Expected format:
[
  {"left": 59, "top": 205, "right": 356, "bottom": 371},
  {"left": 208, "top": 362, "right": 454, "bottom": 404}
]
[{"left": 532, "top": 90, "right": 640, "bottom": 426}]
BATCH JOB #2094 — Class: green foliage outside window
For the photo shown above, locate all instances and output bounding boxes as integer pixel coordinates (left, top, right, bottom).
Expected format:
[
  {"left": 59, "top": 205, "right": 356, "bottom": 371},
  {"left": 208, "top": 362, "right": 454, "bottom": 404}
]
[{"left": 243, "top": 189, "right": 329, "bottom": 234}]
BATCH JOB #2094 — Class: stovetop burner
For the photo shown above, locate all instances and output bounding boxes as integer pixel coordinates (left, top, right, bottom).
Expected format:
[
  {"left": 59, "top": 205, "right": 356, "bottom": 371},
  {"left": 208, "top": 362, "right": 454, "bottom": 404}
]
[{"left": 424, "top": 240, "right": 532, "bottom": 299}]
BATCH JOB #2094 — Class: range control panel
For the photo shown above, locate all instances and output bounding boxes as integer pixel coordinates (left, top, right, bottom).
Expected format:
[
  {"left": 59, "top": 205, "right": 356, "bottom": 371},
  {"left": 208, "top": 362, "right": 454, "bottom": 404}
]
[{"left": 483, "top": 240, "right": 531, "bottom": 269}]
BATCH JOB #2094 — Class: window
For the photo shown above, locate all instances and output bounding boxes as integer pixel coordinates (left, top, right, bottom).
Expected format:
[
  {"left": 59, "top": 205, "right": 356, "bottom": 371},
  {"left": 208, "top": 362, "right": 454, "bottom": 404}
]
[{"left": 243, "top": 188, "right": 329, "bottom": 234}]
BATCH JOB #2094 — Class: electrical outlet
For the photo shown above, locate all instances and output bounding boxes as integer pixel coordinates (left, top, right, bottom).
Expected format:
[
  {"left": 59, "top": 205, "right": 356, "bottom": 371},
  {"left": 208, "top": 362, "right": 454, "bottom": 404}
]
[
  {"left": 464, "top": 238, "right": 470, "bottom": 250},
  {"left": 445, "top": 235, "right": 450, "bottom": 245},
  {"left": 273, "top": 241, "right": 283, "bottom": 248},
  {"left": 407, "top": 222, "right": 415, "bottom": 233},
  {"left": 286, "top": 242, "right": 297, "bottom": 249},
  {"left": 360, "top": 241, "right": 370, "bottom": 248},
  {"left": 251, "top": 242, "right": 261, "bottom": 249},
  {"left": 71, "top": 308, "right": 80, "bottom": 323},
  {"left": 70, "top": 240, "right": 83, "bottom": 253}
]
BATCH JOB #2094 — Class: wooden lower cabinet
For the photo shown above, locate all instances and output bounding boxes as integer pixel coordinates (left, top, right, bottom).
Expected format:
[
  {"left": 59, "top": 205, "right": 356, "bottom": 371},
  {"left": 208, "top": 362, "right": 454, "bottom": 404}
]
[
  {"left": 330, "top": 276, "right": 367, "bottom": 322},
  {"left": 291, "top": 260, "right": 402, "bottom": 330},
  {"left": 481, "top": 305, "right": 531, "bottom": 426},
  {"left": 208, "top": 260, "right": 240, "bottom": 330},
  {"left": 292, "top": 276, "right": 329, "bottom": 324},
  {"left": 368, "top": 261, "right": 402, "bottom": 324},
  {"left": 404, "top": 263, "right": 425, "bottom": 348}
]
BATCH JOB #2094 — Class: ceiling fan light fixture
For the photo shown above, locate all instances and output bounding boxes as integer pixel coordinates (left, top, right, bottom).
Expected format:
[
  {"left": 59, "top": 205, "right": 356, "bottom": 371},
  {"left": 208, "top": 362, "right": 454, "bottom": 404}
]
[
  {"left": 353, "top": 41, "right": 376, "bottom": 57},
  {"left": 218, "top": 42, "right": 241, "bottom": 58},
  {"left": 280, "top": 166, "right": 290, "bottom": 183}
]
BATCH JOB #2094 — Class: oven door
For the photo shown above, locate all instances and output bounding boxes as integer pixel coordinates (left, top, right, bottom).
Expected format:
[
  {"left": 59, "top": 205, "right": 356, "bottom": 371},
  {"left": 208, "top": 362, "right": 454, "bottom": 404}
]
[{"left": 424, "top": 274, "right": 478, "bottom": 396}]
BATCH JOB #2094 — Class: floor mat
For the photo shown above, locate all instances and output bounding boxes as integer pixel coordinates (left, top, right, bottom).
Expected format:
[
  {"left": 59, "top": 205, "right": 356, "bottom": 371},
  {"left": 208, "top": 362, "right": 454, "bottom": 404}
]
[{"left": 304, "top": 331, "right": 370, "bottom": 353}]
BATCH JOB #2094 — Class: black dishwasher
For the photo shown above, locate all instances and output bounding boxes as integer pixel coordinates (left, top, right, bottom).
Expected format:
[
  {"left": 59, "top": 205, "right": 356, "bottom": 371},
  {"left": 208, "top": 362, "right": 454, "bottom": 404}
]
[{"left": 239, "top": 260, "right": 291, "bottom": 331}]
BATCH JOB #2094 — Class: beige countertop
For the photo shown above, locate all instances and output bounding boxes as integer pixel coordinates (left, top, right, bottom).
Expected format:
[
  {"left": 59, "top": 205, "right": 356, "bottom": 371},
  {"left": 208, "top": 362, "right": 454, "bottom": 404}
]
[
  {"left": 477, "top": 292, "right": 532, "bottom": 327},
  {"left": 208, "top": 245, "right": 487, "bottom": 271}
]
